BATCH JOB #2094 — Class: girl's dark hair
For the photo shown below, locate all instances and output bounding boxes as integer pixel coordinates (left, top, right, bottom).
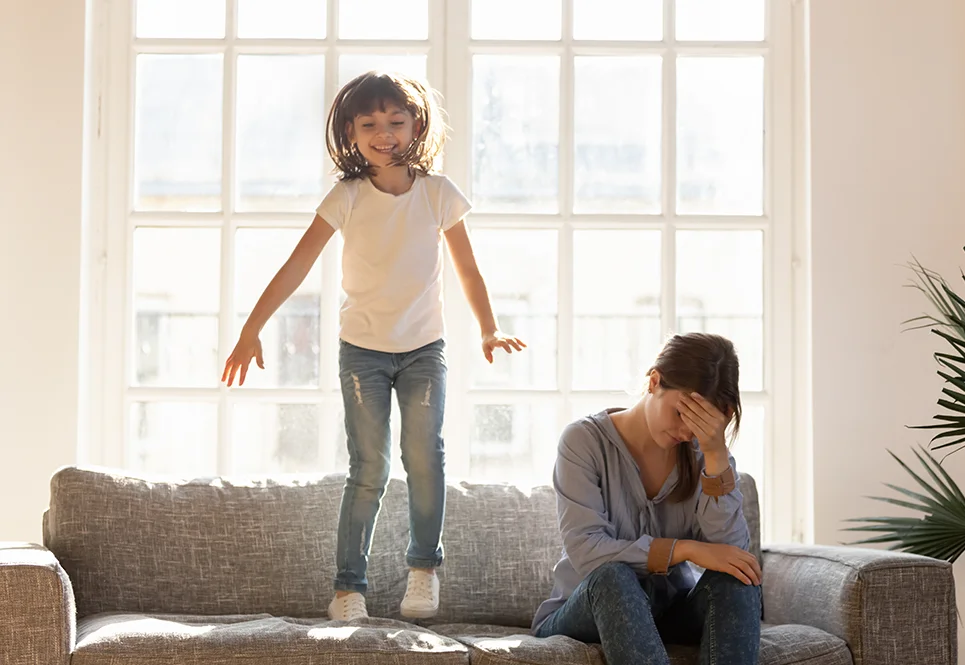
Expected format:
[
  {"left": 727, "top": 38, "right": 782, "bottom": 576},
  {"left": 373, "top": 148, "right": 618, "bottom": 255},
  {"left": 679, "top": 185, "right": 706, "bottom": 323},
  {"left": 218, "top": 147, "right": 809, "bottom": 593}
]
[
  {"left": 648, "top": 332, "right": 742, "bottom": 503},
  {"left": 326, "top": 71, "right": 446, "bottom": 181}
]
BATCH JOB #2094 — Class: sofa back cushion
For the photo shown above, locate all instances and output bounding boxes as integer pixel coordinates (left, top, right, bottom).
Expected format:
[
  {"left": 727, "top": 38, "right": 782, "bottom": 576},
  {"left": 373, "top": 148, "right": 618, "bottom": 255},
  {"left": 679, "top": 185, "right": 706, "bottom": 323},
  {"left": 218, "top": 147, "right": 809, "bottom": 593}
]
[{"left": 44, "top": 466, "right": 759, "bottom": 626}]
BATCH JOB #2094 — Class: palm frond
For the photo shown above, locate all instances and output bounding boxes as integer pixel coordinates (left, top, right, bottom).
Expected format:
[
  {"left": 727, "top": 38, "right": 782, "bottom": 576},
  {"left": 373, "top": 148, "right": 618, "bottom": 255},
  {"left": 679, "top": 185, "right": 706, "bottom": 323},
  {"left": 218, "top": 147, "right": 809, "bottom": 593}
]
[
  {"left": 849, "top": 251, "right": 965, "bottom": 562},
  {"left": 904, "top": 256, "right": 961, "bottom": 335},
  {"left": 903, "top": 314, "right": 965, "bottom": 453},
  {"left": 911, "top": 446, "right": 965, "bottom": 509},
  {"left": 903, "top": 254, "right": 965, "bottom": 340},
  {"left": 844, "top": 447, "right": 965, "bottom": 562}
]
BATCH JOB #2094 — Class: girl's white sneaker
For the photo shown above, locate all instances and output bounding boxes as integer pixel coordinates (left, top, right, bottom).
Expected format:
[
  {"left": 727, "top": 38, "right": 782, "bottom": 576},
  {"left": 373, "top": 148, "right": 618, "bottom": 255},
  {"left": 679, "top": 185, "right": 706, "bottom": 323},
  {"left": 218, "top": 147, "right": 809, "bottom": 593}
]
[
  {"left": 400, "top": 569, "right": 439, "bottom": 619},
  {"left": 328, "top": 592, "right": 368, "bottom": 622}
]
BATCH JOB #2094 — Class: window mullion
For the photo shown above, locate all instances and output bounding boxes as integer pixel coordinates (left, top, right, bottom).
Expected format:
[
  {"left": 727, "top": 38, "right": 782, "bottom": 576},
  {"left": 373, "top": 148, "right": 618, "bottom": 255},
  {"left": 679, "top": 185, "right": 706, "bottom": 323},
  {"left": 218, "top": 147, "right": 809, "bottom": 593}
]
[
  {"left": 661, "top": 0, "right": 677, "bottom": 337},
  {"left": 218, "top": 0, "right": 239, "bottom": 475},
  {"left": 96, "top": 0, "right": 135, "bottom": 470},
  {"left": 316, "top": 0, "right": 340, "bottom": 475},
  {"left": 442, "top": 0, "right": 473, "bottom": 478},
  {"left": 427, "top": 0, "right": 447, "bottom": 86},
  {"left": 767, "top": 0, "right": 803, "bottom": 544},
  {"left": 558, "top": 0, "right": 575, "bottom": 425}
]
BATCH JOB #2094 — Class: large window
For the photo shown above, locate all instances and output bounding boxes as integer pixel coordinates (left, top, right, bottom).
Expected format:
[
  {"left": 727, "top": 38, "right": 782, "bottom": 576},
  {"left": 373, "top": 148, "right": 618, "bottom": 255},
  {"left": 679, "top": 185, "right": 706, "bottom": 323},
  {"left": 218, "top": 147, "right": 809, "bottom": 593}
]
[{"left": 90, "top": 0, "right": 799, "bottom": 541}]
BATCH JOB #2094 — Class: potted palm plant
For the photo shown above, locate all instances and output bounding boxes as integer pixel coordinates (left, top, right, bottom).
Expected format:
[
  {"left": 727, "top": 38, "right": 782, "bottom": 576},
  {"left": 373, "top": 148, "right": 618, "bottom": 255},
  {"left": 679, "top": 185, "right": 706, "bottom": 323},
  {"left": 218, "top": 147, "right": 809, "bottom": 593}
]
[{"left": 845, "top": 248, "right": 965, "bottom": 562}]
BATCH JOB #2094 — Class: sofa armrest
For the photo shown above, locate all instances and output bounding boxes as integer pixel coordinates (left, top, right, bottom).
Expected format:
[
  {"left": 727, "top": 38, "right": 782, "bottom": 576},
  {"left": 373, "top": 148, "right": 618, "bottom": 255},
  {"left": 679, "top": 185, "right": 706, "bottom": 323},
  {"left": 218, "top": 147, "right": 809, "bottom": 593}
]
[
  {"left": 762, "top": 544, "right": 956, "bottom": 665},
  {"left": 0, "top": 542, "right": 75, "bottom": 665}
]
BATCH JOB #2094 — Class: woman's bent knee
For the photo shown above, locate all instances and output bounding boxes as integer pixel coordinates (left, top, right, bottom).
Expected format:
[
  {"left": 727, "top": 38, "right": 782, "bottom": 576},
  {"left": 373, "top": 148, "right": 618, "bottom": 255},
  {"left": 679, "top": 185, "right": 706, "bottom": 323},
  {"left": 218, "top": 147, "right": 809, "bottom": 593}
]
[
  {"left": 585, "top": 562, "right": 647, "bottom": 600},
  {"left": 700, "top": 570, "right": 762, "bottom": 612}
]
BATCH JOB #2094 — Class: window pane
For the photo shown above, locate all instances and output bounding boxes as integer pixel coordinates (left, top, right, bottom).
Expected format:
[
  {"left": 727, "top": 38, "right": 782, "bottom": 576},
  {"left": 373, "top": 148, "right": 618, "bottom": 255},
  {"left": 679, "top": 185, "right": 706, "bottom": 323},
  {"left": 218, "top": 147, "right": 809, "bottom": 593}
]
[
  {"left": 135, "top": 55, "right": 223, "bottom": 212},
  {"left": 469, "top": 403, "right": 559, "bottom": 485},
  {"left": 574, "top": 57, "right": 661, "bottom": 214},
  {"left": 470, "top": 230, "right": 558, "bottom": 390},
  {"left": 472, "top": 0, "right": 561, "bottom": 40},
  {"left": 338, "top": 55, "right": 428, "bottom": 88},
  {"left": 676, "top": 0, "right": 765, "bottom": 41},
  {"left": 573, "top": 0, "right": 662, "bottom": 40},
  {"left": 129, "top": 402, "right": 218, "bottom": 475},
  {"left": 136, "top": 0, "right": 225, "bottom": 38},
  {"left": 569, "top": 398, "right": 631, "bottom": 425},
  {"left": 676, "top": 230, "right": 763, "bottom": 391},
  {"left": 473, "top": 56, "right": 560, "bottom": 213},
  {"left": 133, "top": 228, "right": 220, "bottom": 387},
  {"left": 235, "top": 229, "right": 321, "bottom": 388},
  {"left": 733, "top": 403, "right": 765, "bottom": 506},
  {"left": 573, "top": 230, "right": 662, "bottom": 391},
  {"left": 231, "top": 403, "right": 320, "bottom": 474},
  {"left": 338, "top": 0, "right": 428, "bottom": 39},
  {"left": 236, "top": 55, "right": 325, "bottom": 212},
  {"left": 677, "top": 57, "right": 763, "bottom": 215},
  {"left": 237, "top": 0, "right": 326, "bottom": 38}
]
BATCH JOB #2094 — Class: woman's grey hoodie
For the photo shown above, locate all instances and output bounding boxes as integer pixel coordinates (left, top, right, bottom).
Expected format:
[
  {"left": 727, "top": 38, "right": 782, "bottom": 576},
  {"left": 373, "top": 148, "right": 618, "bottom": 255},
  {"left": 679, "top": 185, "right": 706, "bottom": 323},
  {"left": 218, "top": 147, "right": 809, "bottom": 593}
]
[{"left": 532, "top": 408, "right": 750, "bottom": 632}]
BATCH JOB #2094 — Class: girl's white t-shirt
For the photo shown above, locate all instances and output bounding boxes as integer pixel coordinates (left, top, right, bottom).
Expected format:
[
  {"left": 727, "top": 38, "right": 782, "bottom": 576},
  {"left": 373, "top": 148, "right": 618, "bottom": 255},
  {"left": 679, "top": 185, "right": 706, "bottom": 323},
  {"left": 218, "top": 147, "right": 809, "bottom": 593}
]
[{"left": 315, "top": 173, "right": 472, "bottom": 354}]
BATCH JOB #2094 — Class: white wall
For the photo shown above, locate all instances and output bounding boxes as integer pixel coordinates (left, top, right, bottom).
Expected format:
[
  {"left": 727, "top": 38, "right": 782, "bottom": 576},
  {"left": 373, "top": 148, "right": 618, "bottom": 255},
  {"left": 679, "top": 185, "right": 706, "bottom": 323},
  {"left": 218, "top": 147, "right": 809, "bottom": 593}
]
[
  {"left": 809, "top": 0, "right": 965, "bottom": 545},
  {"left": 809, "top": 0, "right": 965, "bottom": 657},
  {"left": 0, "top": 2, "right": 86, "bottom": 542}
]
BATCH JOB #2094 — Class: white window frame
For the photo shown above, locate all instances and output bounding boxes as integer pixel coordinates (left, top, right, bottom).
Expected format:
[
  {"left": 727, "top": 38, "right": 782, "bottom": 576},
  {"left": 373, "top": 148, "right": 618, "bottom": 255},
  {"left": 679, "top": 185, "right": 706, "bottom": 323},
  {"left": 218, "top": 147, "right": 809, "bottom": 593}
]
[{"left": 82, "top": 0, "right": 809, "bottom": 544}]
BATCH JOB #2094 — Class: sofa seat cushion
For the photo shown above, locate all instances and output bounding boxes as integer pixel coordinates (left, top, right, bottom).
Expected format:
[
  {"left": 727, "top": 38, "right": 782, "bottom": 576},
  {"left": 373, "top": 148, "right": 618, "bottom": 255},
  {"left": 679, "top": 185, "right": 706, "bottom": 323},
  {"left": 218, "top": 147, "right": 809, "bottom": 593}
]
[
  {"left": 72, "top": 613, "right": 468, "bottom": 665},
  {"left": 429, "top": 622, "right": 852, "bottom": 665}
]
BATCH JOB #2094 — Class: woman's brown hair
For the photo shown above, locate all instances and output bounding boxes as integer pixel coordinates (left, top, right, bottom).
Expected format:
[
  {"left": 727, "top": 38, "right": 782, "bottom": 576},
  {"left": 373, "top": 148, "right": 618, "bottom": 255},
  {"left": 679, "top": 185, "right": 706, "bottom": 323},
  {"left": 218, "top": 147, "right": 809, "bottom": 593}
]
[
  {"left": 648, "top": 333, "right": 742, "bottom": 503},
  {"left": 326, "top": 71, "right": 446, "bottom": 181}
]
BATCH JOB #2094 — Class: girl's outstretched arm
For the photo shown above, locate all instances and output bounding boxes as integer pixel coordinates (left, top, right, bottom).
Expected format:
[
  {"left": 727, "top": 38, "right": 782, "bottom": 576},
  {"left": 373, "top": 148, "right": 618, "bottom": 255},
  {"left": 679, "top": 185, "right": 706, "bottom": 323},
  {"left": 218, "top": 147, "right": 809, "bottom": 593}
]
[
  {"left": 444, "top": 219, "right": 526, "bottom": 363},
  {"left": 222, "top": 214, "right": 336, "bottom": 386}
]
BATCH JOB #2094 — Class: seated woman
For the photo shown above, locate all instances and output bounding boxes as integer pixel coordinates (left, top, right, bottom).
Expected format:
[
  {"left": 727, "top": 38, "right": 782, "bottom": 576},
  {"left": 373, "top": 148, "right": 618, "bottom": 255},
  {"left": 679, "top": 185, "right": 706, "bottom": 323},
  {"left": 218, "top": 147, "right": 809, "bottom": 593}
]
[{"left": 533, "top": 332, "right": 762, "bottom": 665}]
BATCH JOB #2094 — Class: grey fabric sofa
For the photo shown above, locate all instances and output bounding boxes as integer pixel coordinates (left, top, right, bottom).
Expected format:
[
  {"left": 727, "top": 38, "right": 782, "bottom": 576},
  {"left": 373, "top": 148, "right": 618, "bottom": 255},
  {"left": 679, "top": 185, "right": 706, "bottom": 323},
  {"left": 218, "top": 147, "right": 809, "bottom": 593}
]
[{"left": 0, "top": 466, "right": 956, "bottom": 665}]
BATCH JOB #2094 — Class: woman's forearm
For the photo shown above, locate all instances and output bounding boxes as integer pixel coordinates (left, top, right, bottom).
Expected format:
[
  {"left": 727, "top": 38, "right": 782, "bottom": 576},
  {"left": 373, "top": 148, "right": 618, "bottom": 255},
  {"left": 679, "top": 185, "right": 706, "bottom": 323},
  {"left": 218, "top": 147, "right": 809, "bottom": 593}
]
[{"left": 670, "top": 539, "right": 698, "bottom": 566}]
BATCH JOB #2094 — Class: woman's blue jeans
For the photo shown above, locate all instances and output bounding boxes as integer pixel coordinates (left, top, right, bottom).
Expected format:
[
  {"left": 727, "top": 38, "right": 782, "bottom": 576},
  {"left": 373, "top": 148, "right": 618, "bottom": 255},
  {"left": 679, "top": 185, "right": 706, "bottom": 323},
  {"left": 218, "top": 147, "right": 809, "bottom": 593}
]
[{"left": 535, "top": 562, "right": 761, "bottom": 665}]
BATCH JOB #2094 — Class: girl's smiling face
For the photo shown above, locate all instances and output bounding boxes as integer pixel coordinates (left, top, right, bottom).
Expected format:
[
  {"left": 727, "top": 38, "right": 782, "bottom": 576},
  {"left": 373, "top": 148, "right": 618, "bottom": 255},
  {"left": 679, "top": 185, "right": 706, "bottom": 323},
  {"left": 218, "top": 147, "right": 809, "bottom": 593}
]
[{"left": 348, "top": 103, "right": 419, "bottom": 169}]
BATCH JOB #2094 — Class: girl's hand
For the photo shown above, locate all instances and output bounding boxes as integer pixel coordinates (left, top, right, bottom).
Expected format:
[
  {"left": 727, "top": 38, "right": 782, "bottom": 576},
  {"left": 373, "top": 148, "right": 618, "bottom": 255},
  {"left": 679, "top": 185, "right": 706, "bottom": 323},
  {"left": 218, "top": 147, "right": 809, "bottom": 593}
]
[
  {"left": 683, "top": 541, "right": 762, "bottom": 586},
  {"left": 481, "top": 331, "right": 526, "bottom": 364},
  {"left": 222, "top": 332, "right": 265, "bottom": 386},
  {"left": 678, "top": 392, "right": 730, "bottom": 458}
]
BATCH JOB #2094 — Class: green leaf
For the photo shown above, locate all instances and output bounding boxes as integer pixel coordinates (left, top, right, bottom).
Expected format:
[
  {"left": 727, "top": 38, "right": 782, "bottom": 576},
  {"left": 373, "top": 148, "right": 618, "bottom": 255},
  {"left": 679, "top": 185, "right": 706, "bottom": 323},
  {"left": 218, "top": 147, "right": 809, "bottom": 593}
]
[
  {"left": 937, "top": 371, "right": 965, "bottom": 393},
  {"left": 934, "top": 443, "right": 965, "bottom": 462},
  {"left": 931, "top": 428, "right": 965, "bottom": 443},
  {"left": 903, "top": 314, "right": 937, "bottom": 325},
  {"left": 941, "top": 382, "right": 965, "bottom": 399},
  {"left": 943, "top": 282, "right": 965, "bottom": 325},
  {"left": 843, "top": 519, "right": 963, "bottom": 534},
  {"left": 936, "top": 353, "right": 965, "bottom": 369},
  {"left": 912, "top": 422, "right": 963, "bottom": 430},
  {"left": 931, "top": 436, "right": 965, "bottom": 451},
  {"left": 866, "top": 493, "right": 935, "bottom": 514},
  {"left": 887, "top": 450, "right": 949, "bottom": 505},
  {"left": 902, "top": 312, "right": 945, "bottom": 332},
  {"left": 911, "top": 446, "right": 965, "bottom": 513},
  {"left": 911, "top": 258, "right": 958, "bottom": 322},
  {"left": 933, "top": 414, "right": 965, "bottom": 421},
  {"left": 930, "top": 447, "right": 965, "bottom": 505},
  {"left": 879, "top": 484, "right": 946, "bottom": 512},
  {"left": 933, "top": 329, "right": 965, "bottom": 355},
  {"left": 905, "top": 321, "right": 941, "bottom": 333}
]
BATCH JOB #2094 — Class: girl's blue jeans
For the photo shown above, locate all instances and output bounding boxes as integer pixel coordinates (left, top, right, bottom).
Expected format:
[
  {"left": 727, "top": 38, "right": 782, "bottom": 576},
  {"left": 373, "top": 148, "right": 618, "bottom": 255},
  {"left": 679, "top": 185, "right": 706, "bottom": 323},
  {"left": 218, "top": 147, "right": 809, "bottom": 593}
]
[{"left": 333, "top": 338, "right": 447, "bottom": 593}]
